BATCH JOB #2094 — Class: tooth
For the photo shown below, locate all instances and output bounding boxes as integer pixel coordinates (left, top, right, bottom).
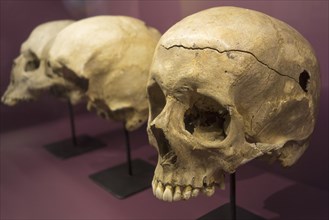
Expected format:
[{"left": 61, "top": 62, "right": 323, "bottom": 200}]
[
  {"left": 173, "top": 186, "right": 182, "bottom": 201},
  {"left": 152, "top": 180, "right": 158, "bottom": 196},
  {"left": 183, "top": 186, "right": 192, "bottom": 200},
  {"left": 204, "top": 185, "right": 215, "bottom": 197},
  {"left": 192, "top": 188, "right": 200, "bottom": 197},
  {"left": 87, "top": 102, "right": 93, "bottom": 111},
  {"left": 203, "top": 176, "right": 208, "bottom": 186},
  {"left": 219, "top": 174, "right": 225, "bottom": 190},
  {"left": 163, "top": 185, "right": 173, "bottom": 202},
  {"left": 219, "top": 182, "right": 225, "bottom": 190},
  {"left": 155, "top": 182, "right": 164, "bottom": 200}
]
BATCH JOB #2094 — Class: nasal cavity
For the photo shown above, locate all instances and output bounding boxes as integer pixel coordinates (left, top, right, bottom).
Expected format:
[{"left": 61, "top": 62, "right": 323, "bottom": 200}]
[{"left": 150, "top": 125, "right": 171, "bottom": 157}]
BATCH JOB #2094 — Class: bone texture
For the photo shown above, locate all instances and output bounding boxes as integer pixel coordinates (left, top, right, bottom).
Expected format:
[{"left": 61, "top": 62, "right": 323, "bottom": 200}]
[
  {"left": 1, "top": 20, "right": 84, "bottom": 106},
  {"left": 48, "top": 16, "right": 161, "bottom": 131},
  {"left": 147, "top": 6, "right": 320, "bottom": 202}
]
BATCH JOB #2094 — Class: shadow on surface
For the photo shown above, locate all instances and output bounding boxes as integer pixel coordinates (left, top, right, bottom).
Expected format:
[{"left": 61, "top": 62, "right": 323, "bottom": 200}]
[{"left": 264, "top": 183, "right": 328, "bottom": 220}]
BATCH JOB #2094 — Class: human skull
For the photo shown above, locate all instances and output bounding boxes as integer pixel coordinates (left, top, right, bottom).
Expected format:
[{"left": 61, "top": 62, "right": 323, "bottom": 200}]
[
  {"left": 1, "top": 20, "right": 84, "bottom": 106},
  {"left": 48, "top": 16, "right": 161, "bottom": 131},
  {"left": 147, "top": 6, "right": 320, "bottom": 202}
]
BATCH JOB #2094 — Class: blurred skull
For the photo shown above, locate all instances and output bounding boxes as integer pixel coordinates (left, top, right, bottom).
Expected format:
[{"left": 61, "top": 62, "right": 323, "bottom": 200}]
[
  {"left": 1, "top": 20, "right": 84, "bottom": 106},
  {"left": 48, "top": 16, "right": 161, "bottom": 131},
  {"left": 147, "top": 7, "right": 320, "bottom": 202}
]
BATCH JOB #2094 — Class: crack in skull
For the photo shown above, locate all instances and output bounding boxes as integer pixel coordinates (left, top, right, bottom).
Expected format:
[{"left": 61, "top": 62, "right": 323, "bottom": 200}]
[
  {"left": 162, "top": 44, "right": 300, "bottom": 84},
  {"left": 147, "top": 7, "right": 320, "bottom": 202}
]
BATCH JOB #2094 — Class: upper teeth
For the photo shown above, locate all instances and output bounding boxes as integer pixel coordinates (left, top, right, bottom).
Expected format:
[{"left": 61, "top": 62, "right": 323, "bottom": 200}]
[{"left": 152, "top": 179, "right": 215, "bottom": 202}]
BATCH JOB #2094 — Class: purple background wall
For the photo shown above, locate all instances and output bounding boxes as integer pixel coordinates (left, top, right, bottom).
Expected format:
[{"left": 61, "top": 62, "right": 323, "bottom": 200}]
[{"left": 1, "top": 0, "right": 328, "bottom": 190}]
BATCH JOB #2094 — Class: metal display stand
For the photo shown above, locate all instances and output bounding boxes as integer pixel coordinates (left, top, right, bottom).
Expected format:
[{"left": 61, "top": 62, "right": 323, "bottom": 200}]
[
  {"left": 89, "top": 123, "right": 154, "bottom": 199},
  {"left": 198, "top": 173, "right": 265, "bottom": 220},
  {"left": 44, "top": 100, "right": 106, "bottom": 159}
]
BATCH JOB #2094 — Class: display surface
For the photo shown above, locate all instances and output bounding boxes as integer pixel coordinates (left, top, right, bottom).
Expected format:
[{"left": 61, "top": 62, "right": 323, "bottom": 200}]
[
  {"left": 48, "top": 16, "right": 161, "bottom": 131},
  {"left": 1, "top": 20, "right": 84, "bottom": 106},
  {"left": 1, "top": 113, "right": 327, "bottom": 220},
  {"left": 0, "top": 1, "right": 327, "bottom": 219},
  {"left": 147, "top": 6, "right": 320, "bottom": 202},
  {"left": 90, "top": 158, "right": 154, "bottom": 199}
]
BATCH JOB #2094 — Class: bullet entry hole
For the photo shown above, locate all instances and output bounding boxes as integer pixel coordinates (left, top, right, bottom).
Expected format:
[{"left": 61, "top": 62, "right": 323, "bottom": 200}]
[{"left": 299, "top": 70, "right": 310, "bottom": 92}]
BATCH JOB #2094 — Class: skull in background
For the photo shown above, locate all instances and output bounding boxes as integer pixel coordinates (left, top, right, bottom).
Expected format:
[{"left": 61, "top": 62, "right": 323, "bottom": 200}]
[
  {"left": 48, "top": 16, "right": 161, "bottom": 131},
  {"left": 1, "top": 20, "right": 84, "bottom": 106},
  {"left": 147, "top": 7, "right": 320, "bottom": 202}
]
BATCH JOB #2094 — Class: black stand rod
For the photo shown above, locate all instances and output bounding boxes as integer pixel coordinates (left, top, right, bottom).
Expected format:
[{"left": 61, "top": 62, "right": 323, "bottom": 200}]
[
  {"left": 230, "top": 173, "right": 237, "bottom": 220},
  {"left": 68, "top": 100, "right": 77, "bottom": 146},
  {"left": 123, "top": 123, "right": 133, "bottom": 176},
  {"left": 44, "top": 101, "right": 106, "bottom": 159},
  {"left": 89, "top": 123, "right": 154, "bottom": 199},
  {"left": 198, "top": 172, "right": 265, "bottom": 220}
]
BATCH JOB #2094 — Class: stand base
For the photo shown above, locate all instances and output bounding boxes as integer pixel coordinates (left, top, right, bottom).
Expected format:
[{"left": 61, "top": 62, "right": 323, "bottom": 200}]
[
  {"left": 44, "top": 134, "right": 106, "bottom": 159},
  {"left": 198, "top": 203, "right": 265, "bottom": 220},
  {"left": 89, "top": 159, "right": 154, "bottom": 199}
]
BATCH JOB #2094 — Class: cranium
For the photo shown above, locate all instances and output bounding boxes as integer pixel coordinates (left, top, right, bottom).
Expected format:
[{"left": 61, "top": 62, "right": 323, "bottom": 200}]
[
  {"left": 147, "top": 6, "right": 320, "bottom": 202},
  {"left": 1, "top": 20, "right": 84, "bottom": 106},
  {"left": 48, "top": 16, "right": 161, "bottom": 131}
]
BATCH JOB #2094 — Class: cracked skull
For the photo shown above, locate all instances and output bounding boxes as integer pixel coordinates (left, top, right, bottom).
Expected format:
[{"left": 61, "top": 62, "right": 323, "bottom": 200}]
[
  {"left": 1, "top": 20, "right": 84, "bottom": 106},
  {"left": 147, "top": 7, "right": 320, "bottom": 202},
  {"left": 48, "top": 16, "right": 161, "bottom": 131}
]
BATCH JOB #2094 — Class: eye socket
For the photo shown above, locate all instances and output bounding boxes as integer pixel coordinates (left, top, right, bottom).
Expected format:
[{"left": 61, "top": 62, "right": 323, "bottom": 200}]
[
  {"left": 147, "top": 79, "right": 166, "bottom": 120},
  {"left": 24, "top": 52, "right": 40, "bottom": 72},
  {"left": 184, "top": 93, "right": 229, "bottom": 141},
  {"left": 24, "top": 60, "right": 40, "bottom": 71}
]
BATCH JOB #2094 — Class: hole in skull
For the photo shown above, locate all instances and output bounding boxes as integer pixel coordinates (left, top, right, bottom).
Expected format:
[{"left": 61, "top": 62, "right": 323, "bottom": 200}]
[
  {"left": 299, "top": 70, "right": 310, "bottom": 92},
  {"left": 24, "top": 54, "right": 40, "bottom": 72},
  {"left": 245, "top": 134, "right": 257, "bottom": 143},
  {"left": 147, "top": 80, "right": 166, "bottom": 120},
  {"left": 184, "top": 94, "right": 229, "bottom": 141}
]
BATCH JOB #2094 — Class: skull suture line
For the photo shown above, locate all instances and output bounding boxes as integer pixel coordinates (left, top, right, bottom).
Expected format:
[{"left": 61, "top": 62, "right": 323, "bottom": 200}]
[
  {"left": 147, "top": 7, "right": 320, "bottom": 202},
  {"left": 1, "top": 20, "right": 84, "bottom": 106},
  {"left": 48, "top": 16, "right": 161, "bottom": 131}
]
